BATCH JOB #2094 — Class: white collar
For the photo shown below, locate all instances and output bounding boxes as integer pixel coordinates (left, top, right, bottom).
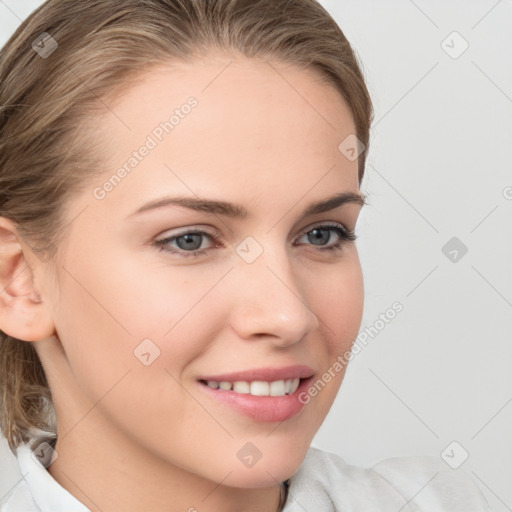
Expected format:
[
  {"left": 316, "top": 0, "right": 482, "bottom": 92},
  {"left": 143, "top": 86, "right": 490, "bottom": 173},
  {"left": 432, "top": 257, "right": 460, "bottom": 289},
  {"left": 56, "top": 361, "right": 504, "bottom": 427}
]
[{"left": 15, "top": 443, "right": 90, "bottom": 511}]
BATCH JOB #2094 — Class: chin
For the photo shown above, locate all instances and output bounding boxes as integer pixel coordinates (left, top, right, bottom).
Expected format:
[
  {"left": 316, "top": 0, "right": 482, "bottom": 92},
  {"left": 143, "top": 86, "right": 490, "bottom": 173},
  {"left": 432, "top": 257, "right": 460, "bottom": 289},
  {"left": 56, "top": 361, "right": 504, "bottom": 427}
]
[{"left": 216, "top": 441, "right": 311, "bottom": 489}]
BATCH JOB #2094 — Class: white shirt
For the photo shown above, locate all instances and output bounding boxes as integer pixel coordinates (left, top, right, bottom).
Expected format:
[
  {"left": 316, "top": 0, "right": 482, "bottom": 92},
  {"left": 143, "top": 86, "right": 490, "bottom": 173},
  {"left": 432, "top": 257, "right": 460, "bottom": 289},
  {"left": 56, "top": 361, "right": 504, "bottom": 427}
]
[{"left": 1, "top": 443, "right": 491, "bottom": 511}]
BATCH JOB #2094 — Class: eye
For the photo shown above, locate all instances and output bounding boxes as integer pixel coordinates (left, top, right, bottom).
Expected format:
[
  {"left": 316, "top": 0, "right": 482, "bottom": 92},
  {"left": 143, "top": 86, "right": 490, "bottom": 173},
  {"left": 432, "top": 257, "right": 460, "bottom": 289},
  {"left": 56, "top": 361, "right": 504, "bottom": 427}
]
[
  {"left": 155, "top": 229, "right": 219, "bottom": 257},
  {"left": 296, "top": 223, "right": 356, "bottom": 253},
  {"left": 154, "top": 223, "right": 356, "bottom": 258}
]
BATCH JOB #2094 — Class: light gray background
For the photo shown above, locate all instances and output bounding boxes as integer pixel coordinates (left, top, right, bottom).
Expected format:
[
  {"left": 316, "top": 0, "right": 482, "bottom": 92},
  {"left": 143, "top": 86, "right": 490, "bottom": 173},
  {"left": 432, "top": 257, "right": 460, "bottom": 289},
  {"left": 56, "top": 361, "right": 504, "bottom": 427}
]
[{"left": 1, "top": 1, "right": 511, "bottom": 510}]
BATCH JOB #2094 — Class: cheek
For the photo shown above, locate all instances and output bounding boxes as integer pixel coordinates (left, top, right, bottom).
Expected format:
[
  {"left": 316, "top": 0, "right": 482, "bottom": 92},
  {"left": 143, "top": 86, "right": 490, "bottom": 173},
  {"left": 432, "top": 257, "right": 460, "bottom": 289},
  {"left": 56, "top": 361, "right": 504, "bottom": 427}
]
[
  {"left": 51, "top": 253, "right": 228, "bottom": 390},
  {"left": 287, "top": 252, "right": 363, "bottom": 410},
  {"left": 310, "top": 253, "right": 364, "bottom": 353},
  {"left": 50, "top": 260, "right": 211, "bottom": 446}
]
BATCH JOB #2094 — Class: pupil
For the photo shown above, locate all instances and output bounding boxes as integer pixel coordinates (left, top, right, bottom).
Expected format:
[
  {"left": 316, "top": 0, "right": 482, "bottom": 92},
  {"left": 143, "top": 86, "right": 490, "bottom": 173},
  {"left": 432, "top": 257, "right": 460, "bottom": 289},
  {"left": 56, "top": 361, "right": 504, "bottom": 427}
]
[
  {"left": 308, "top": 228, "right": 329, "bottom": 246},
  {"left": 178, "top": 234, "right": 202, "bottom": 250}
]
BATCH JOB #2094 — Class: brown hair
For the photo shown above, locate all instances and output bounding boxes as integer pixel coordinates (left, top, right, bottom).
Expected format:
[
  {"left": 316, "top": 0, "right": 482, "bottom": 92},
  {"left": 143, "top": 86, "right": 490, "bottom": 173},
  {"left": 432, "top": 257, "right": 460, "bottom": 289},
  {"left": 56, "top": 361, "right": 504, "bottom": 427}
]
[{"left": 0, "top": 0, "right": 373, "bottom": 454}]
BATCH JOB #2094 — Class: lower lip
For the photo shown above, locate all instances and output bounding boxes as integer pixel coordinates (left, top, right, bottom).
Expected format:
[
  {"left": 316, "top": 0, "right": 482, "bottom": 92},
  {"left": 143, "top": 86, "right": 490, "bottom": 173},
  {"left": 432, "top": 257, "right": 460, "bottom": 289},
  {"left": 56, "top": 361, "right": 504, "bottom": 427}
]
[{"left": 197, "top": 378, "right": 313, "bottom": 423}]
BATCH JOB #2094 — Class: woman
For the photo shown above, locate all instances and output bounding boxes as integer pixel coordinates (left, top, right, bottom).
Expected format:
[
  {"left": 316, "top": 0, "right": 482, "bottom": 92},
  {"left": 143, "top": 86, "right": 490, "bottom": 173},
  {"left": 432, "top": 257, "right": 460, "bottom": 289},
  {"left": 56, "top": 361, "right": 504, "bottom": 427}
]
[{"left": 0, "top": 0, "right": 490, "bottom": 510}]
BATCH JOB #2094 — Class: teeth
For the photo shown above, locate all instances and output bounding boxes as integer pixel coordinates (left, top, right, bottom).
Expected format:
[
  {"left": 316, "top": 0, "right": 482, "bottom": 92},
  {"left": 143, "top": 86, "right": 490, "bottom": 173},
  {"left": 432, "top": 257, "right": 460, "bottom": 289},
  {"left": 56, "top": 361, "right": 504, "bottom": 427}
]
[
  {"left": 250, "top": 381, "right": 269, "bottom": 396},
  {"left": 269, "top": 380, "right": 285, "bottom": 396},
  {"left": 204, "top": 378, "right": 301, "bottom": 397},
  {"left": 233, "top": 381, "right": 250, "bottom": 394},
  {"left": 289, "top": 378, "right": 300, "bottom": 393}
]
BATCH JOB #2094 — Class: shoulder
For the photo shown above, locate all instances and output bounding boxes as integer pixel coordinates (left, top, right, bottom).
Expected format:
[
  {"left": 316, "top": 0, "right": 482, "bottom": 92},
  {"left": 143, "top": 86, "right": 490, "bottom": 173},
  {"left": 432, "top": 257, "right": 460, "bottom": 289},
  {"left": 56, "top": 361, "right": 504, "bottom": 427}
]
[
  {"left": 371, "top": 453, "right": 491, "bottom": 511},
  {"left": 283, "top": 447, "right": 491, "bottom": 512},
  {"left": 1, "top": 443, "right": 90, "bottom": 512},
  {"left": 0, "top": 443, "right": 38, "bottom": 512},
  {"left": 0, "top": 478, "right": 38, "bottom": 512}
]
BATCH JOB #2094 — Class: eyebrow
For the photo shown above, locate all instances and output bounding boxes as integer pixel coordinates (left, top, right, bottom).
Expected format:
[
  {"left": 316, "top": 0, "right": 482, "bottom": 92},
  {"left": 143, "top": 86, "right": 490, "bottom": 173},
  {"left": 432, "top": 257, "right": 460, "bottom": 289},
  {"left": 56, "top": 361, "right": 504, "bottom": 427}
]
[{"left": 128, "top": 191, "right": 366, "bottom": 220}]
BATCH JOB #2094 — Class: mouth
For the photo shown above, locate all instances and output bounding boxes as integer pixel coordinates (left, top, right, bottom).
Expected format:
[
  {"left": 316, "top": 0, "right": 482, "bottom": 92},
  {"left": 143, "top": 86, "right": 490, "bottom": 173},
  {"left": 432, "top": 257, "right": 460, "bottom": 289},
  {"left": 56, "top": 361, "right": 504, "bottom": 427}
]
[
  {"left": 198, "top": 377, "right": 302, "bottom": 397},
  {"left": 196, "top": 365, "right": 315, "bottom": 422},
  {"left": 197, "top": 364, "right": 314, "bottom": 395}
]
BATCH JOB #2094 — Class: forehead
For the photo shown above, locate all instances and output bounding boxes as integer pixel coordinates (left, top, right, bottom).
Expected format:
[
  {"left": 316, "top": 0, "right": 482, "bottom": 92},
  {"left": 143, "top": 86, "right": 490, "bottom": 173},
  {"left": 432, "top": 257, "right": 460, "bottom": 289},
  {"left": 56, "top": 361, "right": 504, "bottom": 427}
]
[
  {"left": 84, "top": 54, "right": 359, "bottom": 214},
  {"left": 103, "top": 53, "right": 355, "bottom": 142}
]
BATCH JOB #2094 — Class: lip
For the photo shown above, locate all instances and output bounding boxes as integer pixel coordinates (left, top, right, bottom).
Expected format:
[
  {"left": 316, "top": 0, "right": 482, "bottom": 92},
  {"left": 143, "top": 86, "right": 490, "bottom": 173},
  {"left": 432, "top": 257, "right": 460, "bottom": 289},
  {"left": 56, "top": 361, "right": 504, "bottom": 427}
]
[
  {"left": 196, "top": 365, "right": 315, "bottom": 423},
  {"left": 197, "top": 364, "right": 314, "bottom": 383},
  {"left": 197, "top": 377, "right": 314, "bottom": 422}
]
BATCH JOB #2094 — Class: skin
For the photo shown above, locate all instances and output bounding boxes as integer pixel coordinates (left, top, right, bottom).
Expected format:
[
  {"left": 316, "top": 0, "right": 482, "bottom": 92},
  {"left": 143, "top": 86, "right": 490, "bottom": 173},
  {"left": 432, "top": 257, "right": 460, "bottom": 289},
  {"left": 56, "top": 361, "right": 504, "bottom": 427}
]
[{"left": 0, "top": 53, "right": 365, "bottom": 512}]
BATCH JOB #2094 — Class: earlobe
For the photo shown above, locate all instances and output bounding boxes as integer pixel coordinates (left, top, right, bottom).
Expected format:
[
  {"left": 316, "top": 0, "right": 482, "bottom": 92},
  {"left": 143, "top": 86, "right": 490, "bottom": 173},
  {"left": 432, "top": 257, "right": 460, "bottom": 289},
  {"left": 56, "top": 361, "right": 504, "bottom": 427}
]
[{"left": 0, "top": 217, "right": 56, "bottom": 342}]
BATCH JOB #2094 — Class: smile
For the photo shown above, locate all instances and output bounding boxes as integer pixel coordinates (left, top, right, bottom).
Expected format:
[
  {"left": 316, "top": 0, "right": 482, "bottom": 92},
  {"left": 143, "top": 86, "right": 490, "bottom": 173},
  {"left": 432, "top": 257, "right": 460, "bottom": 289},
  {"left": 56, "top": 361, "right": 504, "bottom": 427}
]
[{"left": 200, "top": 378, "right": 301, "bottom": 397}]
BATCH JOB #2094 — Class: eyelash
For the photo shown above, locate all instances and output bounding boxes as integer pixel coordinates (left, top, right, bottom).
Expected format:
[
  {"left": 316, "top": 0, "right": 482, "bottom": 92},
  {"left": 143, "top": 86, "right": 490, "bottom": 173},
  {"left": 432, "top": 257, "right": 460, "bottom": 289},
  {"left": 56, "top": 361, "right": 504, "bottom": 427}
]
[{"left": 154, "top": 223, "right": 356, "bottom": 258}]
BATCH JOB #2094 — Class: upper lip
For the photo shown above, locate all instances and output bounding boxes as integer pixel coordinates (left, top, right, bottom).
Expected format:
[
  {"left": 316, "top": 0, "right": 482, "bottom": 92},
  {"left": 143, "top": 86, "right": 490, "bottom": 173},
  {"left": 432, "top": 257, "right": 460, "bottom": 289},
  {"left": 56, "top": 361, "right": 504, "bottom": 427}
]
[{"left": 198, "top": 365, "right": 315, "bottom": 383}]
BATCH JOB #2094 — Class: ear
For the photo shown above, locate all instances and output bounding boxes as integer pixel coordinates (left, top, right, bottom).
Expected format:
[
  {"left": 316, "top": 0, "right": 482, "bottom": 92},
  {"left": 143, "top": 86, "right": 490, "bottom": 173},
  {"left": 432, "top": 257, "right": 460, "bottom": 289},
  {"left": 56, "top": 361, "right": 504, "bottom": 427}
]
[{"left": 0, "top": 217, "right": 55, "bottom": 342}]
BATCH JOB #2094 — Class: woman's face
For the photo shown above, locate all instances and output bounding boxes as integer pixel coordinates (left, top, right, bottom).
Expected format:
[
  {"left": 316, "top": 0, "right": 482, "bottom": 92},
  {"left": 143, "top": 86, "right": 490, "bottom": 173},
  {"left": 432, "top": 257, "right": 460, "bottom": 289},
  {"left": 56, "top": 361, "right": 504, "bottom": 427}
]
[{"left": 37, "top": 54, "right": 364, "bottom": 487}]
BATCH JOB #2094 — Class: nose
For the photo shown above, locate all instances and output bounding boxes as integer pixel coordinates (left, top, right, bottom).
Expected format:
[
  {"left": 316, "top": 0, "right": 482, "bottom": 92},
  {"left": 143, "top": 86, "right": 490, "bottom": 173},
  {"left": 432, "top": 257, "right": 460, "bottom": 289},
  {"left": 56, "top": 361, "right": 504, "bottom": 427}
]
[{"left": 228, "top": 247, "right": 320, "bottom": 347}]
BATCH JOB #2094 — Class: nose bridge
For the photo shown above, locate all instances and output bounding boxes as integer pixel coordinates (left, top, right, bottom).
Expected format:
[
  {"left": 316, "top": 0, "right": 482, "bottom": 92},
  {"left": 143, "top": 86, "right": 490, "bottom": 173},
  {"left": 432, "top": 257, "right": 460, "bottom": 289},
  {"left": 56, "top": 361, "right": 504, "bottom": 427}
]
[{"left": 229, "top": 236, "right": 319, "bottom": 344}]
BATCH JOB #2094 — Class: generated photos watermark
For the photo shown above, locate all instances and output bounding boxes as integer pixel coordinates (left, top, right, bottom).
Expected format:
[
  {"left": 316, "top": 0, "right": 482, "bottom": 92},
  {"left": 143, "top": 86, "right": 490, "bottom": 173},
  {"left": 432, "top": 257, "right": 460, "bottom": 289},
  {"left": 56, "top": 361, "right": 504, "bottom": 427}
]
[
  {"left": 298, "top": 301, "right": 403, "bottom": 404},
  {"left": 93, "top": 96, "right": 198, "bottom": 200}
]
